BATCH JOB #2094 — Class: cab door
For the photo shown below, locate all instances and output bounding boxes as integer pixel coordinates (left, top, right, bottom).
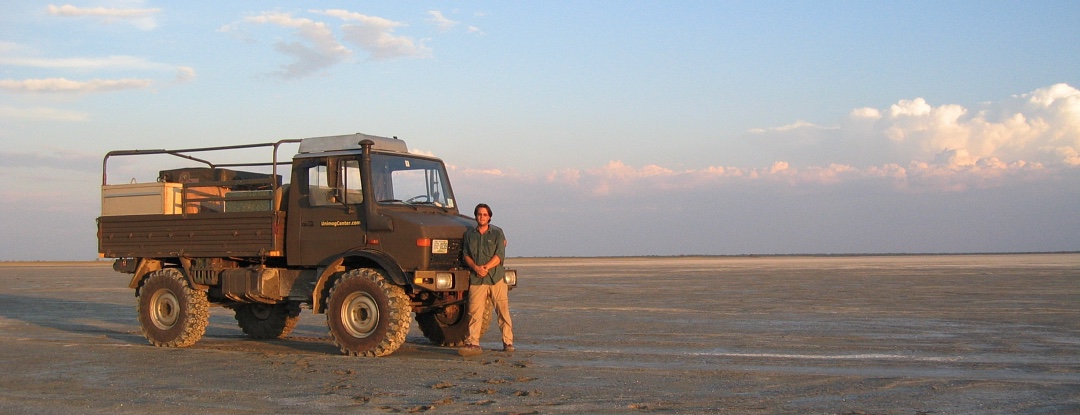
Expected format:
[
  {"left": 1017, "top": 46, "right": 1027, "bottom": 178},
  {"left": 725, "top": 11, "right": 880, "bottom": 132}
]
[{"left": 288, "top": 156, "right": 368, "bottom": 265}]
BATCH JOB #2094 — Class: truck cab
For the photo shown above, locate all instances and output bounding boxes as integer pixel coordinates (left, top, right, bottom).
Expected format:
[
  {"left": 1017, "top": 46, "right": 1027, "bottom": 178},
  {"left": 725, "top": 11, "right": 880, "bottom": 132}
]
[{"left": 287, "top": 135, "right": 466, "bottom": 277}]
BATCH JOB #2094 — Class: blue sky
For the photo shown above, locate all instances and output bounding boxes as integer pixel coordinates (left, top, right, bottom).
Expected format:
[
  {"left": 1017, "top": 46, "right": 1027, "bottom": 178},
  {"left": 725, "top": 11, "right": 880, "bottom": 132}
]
[{"left": 1, "top": 1, "right": 1078, "bottom": 260}]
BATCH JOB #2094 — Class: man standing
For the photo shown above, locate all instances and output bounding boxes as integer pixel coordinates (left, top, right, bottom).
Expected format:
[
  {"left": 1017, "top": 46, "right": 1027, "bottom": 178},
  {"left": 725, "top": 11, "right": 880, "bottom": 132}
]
[{"left": 458, "top": 203, "right": 514, "bottom": 356}]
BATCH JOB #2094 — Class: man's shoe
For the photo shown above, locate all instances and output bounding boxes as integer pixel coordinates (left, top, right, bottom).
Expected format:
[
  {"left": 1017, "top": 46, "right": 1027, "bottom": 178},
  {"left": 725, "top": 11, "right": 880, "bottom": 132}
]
[
  {"left": 503, "top": 343, "right": 515, "bottom": 353},
  {"left": 458, "top": 345, "right": 482, "bottom": 357}
]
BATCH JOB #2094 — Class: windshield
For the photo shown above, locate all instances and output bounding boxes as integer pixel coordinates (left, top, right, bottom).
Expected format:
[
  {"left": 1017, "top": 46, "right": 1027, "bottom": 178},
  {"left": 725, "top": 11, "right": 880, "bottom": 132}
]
[{"left": 371, "top": 154, "right": 455, "bottom": 208}]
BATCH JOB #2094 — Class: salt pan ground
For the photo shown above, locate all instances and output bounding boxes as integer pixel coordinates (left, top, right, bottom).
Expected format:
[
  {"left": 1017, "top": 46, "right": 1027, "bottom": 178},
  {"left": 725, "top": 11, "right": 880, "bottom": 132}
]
[{"left": 0, "top": 254, "right": 1077, "bottom": 414}]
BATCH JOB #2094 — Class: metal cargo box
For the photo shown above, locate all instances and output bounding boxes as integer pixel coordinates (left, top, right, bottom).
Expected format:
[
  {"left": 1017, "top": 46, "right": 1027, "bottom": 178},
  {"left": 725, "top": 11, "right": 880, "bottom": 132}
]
[{"left": 101, "top": 183, "right": 183, "bottom": 216}]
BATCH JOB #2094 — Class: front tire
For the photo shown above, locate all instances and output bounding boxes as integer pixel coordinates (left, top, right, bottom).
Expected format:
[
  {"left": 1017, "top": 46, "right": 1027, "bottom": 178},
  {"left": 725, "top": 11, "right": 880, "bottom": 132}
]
[
  {"left": 326, "top": 268, "right": 411, "bottom": 357},
  {"left": 234, "top": 303, "right": 301, "bottom": 339},
  {"left": 136, "top": 268, "right": 209, "bottom": 348}
]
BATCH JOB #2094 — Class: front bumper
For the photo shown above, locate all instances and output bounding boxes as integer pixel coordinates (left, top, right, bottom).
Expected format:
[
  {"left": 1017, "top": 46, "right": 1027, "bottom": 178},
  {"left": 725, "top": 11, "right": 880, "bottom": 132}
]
[{"left": 411, "top": 269, "right": 519, "bottom": 291}]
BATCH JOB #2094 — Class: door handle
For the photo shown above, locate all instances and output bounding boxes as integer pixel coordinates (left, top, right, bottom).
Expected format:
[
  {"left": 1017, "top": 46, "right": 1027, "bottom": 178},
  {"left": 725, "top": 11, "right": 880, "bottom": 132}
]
[{"left": 301, "top": 221, "right": 314, "bottom": 227}]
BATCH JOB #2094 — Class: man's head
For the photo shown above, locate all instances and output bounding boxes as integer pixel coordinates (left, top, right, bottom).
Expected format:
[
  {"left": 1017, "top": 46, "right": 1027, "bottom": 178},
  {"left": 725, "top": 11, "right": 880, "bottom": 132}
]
[
  {"left": 474, "top": 203, "right": 492, "bottom": 218},
  {"left": 474, "top": 203, "right": 492, "bottom": 227}
]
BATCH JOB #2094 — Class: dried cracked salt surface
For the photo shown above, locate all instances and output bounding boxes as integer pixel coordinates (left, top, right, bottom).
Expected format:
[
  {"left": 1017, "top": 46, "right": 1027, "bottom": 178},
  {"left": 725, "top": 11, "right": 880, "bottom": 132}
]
[{"left": 0, "top": 254, "right": 1078, "bottom": 414}]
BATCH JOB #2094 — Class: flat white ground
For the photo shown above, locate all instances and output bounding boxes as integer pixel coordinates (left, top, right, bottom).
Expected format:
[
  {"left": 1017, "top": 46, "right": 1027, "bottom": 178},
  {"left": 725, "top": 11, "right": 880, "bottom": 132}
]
[{"left": 0, "top": 254, "right": 1077, "bottom": 414}]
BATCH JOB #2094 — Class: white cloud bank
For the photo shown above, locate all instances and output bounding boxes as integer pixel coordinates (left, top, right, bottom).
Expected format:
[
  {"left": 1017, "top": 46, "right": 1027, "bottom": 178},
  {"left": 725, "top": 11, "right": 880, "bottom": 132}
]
[
  {"left": 452, "top": 160, "right": 1080, "bottom": 256},
  {"left": 444, "top": 85, "right": 1079, "bottom": 197},
  {"left": 443, "top": 84, "right": 1080, "bottom": 256},
  {"left": 751, "top": 83, "right": 1080, "bottom": 170},
  {"left": 557, "top": 83, "right": 1077, "bottom": 194},
  {"left": 862, "top": 83, "right": 1080, "bottom": 167}
]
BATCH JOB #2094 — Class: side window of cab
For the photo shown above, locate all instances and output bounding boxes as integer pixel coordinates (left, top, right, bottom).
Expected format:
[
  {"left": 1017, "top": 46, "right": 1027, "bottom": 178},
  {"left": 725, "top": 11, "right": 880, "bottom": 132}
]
[{"left": 306, "top": 158, "right": 362, "bottom": 207}]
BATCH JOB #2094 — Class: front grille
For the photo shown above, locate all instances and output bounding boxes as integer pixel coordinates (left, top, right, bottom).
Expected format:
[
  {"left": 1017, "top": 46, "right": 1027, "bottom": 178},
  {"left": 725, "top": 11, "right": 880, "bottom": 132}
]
[{"left": 429, "top": 238, "right": 463, "bottom": 270}]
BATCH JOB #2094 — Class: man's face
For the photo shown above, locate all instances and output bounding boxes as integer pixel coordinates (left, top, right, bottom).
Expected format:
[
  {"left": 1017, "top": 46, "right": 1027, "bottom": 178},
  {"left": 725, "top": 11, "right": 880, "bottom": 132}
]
[{"left": 475, "top": 208, "right": 491, "bottom": 227}]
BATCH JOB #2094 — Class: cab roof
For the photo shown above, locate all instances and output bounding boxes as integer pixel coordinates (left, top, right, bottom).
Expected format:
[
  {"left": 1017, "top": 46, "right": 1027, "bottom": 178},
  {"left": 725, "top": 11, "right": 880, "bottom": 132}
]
[{"left": 297, "top": 133, "right": 408, "bottom": 154}]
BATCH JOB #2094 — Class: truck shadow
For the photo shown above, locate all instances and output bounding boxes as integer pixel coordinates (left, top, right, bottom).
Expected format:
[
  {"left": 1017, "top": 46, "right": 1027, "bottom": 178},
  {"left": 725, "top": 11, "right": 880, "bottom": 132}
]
[
  {"left": 0, "top": 292, "right": 340, "bottom": 354},
  {"left": 0, "top": 293, "right": 146, "bottom": 345},
  {"left": 0, "top": 293, "right": 460, "bottom": 357}
]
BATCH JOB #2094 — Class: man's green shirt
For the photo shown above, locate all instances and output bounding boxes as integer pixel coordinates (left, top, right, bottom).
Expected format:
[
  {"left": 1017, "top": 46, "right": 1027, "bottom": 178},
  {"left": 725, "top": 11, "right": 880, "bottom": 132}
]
[{"left": 463, "top": 224, "right": 506, "bottom": 285}]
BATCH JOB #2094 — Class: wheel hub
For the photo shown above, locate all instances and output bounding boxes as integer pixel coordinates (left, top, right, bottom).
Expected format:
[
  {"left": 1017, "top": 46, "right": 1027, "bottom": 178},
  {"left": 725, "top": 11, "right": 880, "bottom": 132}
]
[
  {"left": 149, "top": 289, "right": 180, "bottom": 330},
  {"left": 341, "top": 292, "right": 379, "bottom": 338}
]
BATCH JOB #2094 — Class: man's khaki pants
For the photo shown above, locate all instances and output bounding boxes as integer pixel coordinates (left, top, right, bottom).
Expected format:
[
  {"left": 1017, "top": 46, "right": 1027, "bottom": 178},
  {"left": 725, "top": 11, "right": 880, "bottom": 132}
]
[{"left": 466, "top": 281, "right": 514, "bottom": 346}]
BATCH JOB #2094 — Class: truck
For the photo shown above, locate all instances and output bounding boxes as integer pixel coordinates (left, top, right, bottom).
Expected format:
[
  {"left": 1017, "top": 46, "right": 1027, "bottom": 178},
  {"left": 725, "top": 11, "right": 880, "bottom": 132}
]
[{"left": 97, "top": 133, "right": 514, "bottom": 356}]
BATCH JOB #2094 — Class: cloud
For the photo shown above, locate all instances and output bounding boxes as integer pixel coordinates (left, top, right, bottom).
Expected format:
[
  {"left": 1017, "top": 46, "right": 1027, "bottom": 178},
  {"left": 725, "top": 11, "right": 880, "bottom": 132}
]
[
  {"left": 426, "top": 10, "right": 484, "bottom": 35},
  {"left": 46, "top": 4, "right": 161, "bottom": 30},
  {"left": 0, "top": 106, "right": 89, "bottom": 122},
  {"left": 240, "top": 11, "right": 353, "bottom": 79},
  {"left": 463, "top": 168, "right": 504, "bottom": 176},
  {"left": 748, "top": 120, "right": 829, "bottom": 134},
  {"left": 230, "top": 9, "right": 430, "bottom": 78},
  {"left": 318, "top": 9, "right": 431, "bottom": 60},
  {"left": 877, "top": 84, "right": 1080, "bottom": 167},
  {"left": 0, "top": 55, "right": 171, "bottom": 71},
  {"left": 0, "top": 50, "right": 192, "bottom": 87},
  {"left": 1051, "top": 146, "right": 1080, "bottom": 166},
  {"left": 426, "top": 11, "right": 459, "bottom": 32},
  {"left": 175, "top": 66, "right": 196, "bottom": 82},
  {"left": 0, "top": 78, "right": 153, "bottom": 94}
]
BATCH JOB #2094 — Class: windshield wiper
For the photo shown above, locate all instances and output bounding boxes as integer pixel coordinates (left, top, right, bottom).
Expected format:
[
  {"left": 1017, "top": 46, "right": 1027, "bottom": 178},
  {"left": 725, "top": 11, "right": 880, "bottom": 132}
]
[
  {"left": 381, "top": 198, "right": 420, "bottom": 210},
  {"left": 412, "top": 201, "right": 450, "bottom": 212}
]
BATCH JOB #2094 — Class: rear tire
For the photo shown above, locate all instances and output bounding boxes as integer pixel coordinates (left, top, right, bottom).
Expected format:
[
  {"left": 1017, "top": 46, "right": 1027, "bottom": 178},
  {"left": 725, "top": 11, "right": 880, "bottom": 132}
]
[
  {"left": 136, "top": 268, "right": 209, "bottom": 348},
  {"left": 234, "top": 303, "right": 301, "bottom": 339},
  {"left": 417, "top": 296, "right": 494, "bottom": 346},
  {"left": 326, "top": 268, "right": 411, "bottom": 357}
]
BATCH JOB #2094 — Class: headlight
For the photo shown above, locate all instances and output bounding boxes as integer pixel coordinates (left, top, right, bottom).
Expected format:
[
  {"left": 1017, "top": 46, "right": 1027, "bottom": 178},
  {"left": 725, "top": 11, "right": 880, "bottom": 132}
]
[
  {"left": 435, "top": 272, "right": 454, "bottom": 289},
  {"left": 503, "top": 269, "right": 517, "bottom": 286}
]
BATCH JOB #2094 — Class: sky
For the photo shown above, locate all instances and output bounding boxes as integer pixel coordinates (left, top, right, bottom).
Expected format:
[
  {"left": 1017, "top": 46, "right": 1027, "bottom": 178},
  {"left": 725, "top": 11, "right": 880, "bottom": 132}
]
[{"left": 1, "top": 1, "right": 1078, "bottom": 260}]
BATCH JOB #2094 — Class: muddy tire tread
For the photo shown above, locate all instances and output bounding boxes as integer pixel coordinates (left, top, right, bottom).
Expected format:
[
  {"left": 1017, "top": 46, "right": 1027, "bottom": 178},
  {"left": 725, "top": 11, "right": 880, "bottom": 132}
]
[
  {"left": 326, "top": 268, "right": 411, "bottom": 357},
  {"left": 136, "top": 268, "right": 209, "bottom": 348}
]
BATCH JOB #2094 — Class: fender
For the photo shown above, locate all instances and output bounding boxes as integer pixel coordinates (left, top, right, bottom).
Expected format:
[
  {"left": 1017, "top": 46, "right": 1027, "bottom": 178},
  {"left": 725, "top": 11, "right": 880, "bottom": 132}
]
[
  {"left": 310, "top": 248, "right": 407, "bottom": 313},
  {"left": 126, "top": 258, "right": 163, "bottom": 289},
  {"left": 126, "top": 257, "right": 208, "bottom": 291}
]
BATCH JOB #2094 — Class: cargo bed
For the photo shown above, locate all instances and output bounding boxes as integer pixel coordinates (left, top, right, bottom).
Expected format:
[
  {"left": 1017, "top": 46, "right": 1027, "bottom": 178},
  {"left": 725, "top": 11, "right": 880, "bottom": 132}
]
[{"left": 98, "top": 211, "right": 286, "bottom": 258}]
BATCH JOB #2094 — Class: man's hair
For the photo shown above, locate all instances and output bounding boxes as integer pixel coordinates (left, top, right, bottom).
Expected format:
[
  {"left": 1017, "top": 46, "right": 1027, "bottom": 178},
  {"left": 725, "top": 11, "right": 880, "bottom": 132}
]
[{"left": 474, "top": 203, "right": 492, "bottom": 217}]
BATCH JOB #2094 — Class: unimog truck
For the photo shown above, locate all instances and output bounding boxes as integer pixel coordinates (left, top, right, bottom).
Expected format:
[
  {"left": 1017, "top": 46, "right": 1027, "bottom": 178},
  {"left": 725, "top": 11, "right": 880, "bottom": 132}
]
[{"left": 97, "top": 133, "right": 514, "bottom": 356}]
